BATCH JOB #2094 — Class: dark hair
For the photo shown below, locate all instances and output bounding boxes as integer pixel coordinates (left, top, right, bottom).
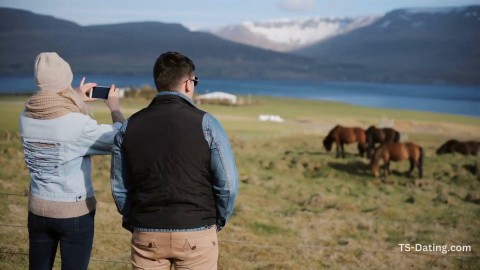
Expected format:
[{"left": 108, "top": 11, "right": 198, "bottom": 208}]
[{"left": 153, "top": 51, "right": 195, "bottom": 92}]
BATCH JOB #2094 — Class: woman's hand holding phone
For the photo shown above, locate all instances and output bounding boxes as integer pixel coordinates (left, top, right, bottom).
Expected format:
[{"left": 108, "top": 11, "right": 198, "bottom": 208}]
[
  {"left": 76, "top": 76, "right": 97, "bottom": 102},
  {"left": 76, "top": 77, "right": 120, "bottom": 111},
  {"left": 106, "top": 84, "right": 121, "bottom": 112}
]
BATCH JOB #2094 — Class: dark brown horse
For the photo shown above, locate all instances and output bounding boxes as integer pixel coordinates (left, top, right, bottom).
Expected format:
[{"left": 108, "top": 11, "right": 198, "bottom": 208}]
[
  {"left": 365, "top": 125, "right": 400, "bottom": 158},
  {"left": 436, "top": 139, "right": 479, "bottom": 156},
  {"left": 370, "top": 142, "right": 423, "bottom": 178},
  {"left": 323, "top": 125, "right": 367, "bottom": 158}
]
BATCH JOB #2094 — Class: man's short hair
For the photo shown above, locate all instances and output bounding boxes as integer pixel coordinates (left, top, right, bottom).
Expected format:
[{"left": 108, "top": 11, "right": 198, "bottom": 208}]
[{"left": 153, "top": 51, "right": 195, "bottom": 92}]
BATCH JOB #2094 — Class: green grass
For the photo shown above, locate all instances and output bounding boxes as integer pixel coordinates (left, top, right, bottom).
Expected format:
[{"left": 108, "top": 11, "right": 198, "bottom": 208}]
[{"left": 0, "top": 95, "right": 479, "bottom": 269}]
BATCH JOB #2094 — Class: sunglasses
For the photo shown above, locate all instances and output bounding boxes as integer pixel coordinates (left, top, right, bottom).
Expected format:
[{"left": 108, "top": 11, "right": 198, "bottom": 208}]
[{"left": 186, "top": 76, "right": 199, "bottom": 86}]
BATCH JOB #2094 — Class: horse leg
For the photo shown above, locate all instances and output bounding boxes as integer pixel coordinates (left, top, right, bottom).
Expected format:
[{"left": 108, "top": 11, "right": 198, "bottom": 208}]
[
  {"left": 418, "top": 162, "right": 423, "bottom": 179},
  {"left": 407, "top": 158, "right": 414, "bottom": 177},
  {"left": 368, "top": 143, "right": 377, "bottom": 160},
  {"left": 418, "top": 147, "right": 424, "bottom": 178},
  {"left": 341, "top": 143, "right": 346, "bottom": 158},
  {"left": 358, "top": 143, "right": 365, "bottom": 157},
  {"left": 335, "top": 142, "right": 340, "bottom": 158},
  {"left": 366, "top": 139, "right": 371, "bottom": 159},
  {"left": 383, "top": 160, "right": 390, "bottom": 178}
]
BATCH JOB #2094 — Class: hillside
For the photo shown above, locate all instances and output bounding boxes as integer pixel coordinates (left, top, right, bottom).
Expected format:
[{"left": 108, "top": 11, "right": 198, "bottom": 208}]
[
  {"left": 1, "top": 7, "right": 479, "bottom": 85},
  {"left": 0, "top": 8, "right": 317, "bottom": 79},
  {"left": 294, "top": 6, "right": 480, "bottom": 85}
]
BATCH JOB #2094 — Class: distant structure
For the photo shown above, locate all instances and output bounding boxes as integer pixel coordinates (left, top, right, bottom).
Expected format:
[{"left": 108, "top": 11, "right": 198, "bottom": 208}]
[
  {"left": 196, "top": 91, "right": 238, "bottom": 105},
  {"left": 258, "top": 114, "right": 284, "bottom": 123},
  {"left": 118, "top": 87, "right": 126, "bottom": 98}
]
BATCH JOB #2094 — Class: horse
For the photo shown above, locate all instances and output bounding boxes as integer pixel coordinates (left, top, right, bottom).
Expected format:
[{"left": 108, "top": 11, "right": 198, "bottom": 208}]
[
  {"left": 436, "top": 139, "right": 479, "bottom": 156},
  {"left": 323, "top": 125, "right": 368, "bottom": 158},
  {"left": 365, "top": 125, "right": 400, "bottom": 159},
  {"left": 370, "top": 142, "right": 423, "bottom": 178}
]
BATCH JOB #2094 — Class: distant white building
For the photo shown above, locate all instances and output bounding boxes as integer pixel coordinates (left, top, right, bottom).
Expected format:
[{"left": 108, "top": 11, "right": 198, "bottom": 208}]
[
  {"left": 258, "top": 114, "right": 284, "bottom": 123},
  {"left": 118, "top": 87, "right": 126, "bottom": 98},
  {"left": 196, "top": 91, "right": 237, "bottom": 105}
]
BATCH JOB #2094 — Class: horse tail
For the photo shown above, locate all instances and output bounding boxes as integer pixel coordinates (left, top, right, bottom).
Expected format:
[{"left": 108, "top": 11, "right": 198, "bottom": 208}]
[{"left": 418, "top": 146, "right": 424, "bottom": 178}]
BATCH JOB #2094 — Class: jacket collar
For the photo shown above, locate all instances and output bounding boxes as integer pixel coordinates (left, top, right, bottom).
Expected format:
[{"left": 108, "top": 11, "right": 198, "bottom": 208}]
[{"left": 152, "top": 91, "right": 196, "bottom": 107}]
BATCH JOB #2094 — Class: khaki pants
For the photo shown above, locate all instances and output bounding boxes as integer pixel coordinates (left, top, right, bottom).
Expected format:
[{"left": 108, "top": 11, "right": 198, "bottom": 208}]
[{"left": 131, "top": 226, "right": 218, "bottom": 270}]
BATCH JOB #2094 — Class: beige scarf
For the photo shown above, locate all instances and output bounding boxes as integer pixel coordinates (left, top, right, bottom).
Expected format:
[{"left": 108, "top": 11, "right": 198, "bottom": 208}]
[{"left": 25, "top": 88, "right": 88, "bottom": 119}]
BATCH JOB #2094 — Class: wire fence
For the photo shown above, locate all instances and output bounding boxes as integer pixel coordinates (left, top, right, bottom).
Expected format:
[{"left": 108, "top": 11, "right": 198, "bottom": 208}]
[{"left": 0, "top": 190, "right": 479, "bottom": 267}]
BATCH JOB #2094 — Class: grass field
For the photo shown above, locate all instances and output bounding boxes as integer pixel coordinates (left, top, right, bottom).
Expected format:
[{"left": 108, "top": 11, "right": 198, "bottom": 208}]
[{"left": 0, "top": 95, "right": 479, "bottom": 269}]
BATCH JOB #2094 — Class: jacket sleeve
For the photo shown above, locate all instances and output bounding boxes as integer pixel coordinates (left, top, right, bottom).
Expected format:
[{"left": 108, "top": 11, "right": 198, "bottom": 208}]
[
  {"left": 110, "top": 120, "right": 133, "bottom": 232},
  {"left": 203, "top": 113, "right": 239, "bottom": 231},
  {"left": 78, "top": 115, "right": 122, "bottom": 155}
]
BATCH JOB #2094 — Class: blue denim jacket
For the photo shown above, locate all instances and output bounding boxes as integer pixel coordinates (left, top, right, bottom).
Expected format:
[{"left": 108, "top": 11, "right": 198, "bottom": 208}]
[
  {"left": 20, "top": 111, "right": 122, "bottom": 202},
  {"left": 110, "top": 92, "right": 239, "bottom": 231}
]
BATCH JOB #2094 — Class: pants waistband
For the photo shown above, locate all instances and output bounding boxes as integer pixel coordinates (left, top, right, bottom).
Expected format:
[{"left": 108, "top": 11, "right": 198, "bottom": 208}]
[{"left": 134, "top": 224, "right": 215, "bottom": 232}]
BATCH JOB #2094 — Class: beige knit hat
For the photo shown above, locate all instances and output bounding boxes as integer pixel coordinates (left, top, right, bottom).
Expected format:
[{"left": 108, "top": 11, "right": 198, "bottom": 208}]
[{"left": 34, "top": 52, "right": 73, "bottom": 93}]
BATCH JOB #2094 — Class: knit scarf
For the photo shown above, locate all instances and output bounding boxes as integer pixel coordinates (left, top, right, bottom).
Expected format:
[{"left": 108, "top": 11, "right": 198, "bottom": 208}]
[{"left": 25, "top": 88, "right": 88, "bottom": 120}]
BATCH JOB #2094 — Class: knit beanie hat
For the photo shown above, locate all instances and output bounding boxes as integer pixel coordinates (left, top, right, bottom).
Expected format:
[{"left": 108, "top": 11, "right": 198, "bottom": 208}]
[{"left": 34, "top": 52, "right": 73, "bottom": 93}]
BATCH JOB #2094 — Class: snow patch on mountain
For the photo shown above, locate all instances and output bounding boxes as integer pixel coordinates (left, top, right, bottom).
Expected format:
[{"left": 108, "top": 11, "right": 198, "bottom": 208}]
[
  {"left": 212, "top": 16, "right": 380, "bottom": 52},
  {"left": 244, "top": 16, "right": 378, "bottom": 46}
]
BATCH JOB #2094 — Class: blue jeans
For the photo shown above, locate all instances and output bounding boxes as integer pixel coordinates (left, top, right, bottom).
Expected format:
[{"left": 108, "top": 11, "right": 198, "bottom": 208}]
[{"left": 28, "top": 211, "right": 95, "bottom": 270}]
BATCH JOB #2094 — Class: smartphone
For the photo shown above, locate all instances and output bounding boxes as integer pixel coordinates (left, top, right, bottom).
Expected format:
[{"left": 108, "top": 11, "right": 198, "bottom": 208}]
[{"left": 89, "top": 86, "right": 110, "bottom": 99}]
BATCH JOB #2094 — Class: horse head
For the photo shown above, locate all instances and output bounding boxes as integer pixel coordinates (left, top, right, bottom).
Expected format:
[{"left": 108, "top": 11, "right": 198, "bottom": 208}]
[
  {"left": 370, "top": 145, "right": 383, "bottom": 177},
  {"left": 323, "top": 136, "right": 332, "bottom": 152},
  {"left": 436, "top": 139, "right": 458, "bottom": 155},
  {"left": 366, "top": 125, "right": 376, "bottom": 132},
  {"left": 371, "top": 158, "right": 380, "bottom": 177},
  {"left": 324, "top": 125, "right": 341, "bottom": 152},
  {"left": 365, "top": 125, "right": 375, "bottom": 138}
]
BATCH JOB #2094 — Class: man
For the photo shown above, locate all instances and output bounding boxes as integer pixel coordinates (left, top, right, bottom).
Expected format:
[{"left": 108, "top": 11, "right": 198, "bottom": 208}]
[{"left": 110, "top": 51, "right": 239, "bottom": 269}]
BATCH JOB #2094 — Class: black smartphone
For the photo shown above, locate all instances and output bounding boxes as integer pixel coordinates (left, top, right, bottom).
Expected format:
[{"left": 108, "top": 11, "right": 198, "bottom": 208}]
[{"left": 89, "top": 86, "right": 110, "bottom": 99}]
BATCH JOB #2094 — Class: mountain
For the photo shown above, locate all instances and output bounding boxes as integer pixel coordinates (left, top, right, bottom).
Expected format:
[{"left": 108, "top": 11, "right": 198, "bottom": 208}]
[
  {"left": 1, "top": 7, "right": 479, "bottom": 85},
  {"left": 0, "top": 8, "right": 318, "bottom": 79},
  {"left": 211, "top": 16, "right": 380, "bottom": 52},
  {"left": 294, "top": 6, "right": 480, "bottom": 85}
]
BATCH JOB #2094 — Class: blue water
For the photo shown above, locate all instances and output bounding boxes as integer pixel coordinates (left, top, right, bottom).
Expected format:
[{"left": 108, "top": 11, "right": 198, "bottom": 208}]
[{"left": 1, "top": 75, "right": 479, "bottom": 117}]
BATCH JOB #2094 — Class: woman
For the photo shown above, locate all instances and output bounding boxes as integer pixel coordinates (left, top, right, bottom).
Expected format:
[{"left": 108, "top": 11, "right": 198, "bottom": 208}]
[{"left": 19, "top": 52, "right": 125, "bottom": 270}]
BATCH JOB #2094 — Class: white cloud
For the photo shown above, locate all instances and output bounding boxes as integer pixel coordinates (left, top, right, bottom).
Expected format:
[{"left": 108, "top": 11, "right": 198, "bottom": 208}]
[{"left": 278, "top": 0, "right": 316, "bottom": 12}]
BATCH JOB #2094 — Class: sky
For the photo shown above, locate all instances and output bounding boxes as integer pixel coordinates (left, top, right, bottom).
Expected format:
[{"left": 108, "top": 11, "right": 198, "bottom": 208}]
[{"left": 1, "top": 0, "right": 479, "bottom": 30}]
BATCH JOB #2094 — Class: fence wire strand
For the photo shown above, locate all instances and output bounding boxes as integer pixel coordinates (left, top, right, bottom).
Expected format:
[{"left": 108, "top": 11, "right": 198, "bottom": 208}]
[{"left": 0, "top": 191, "right": 478, "bottom": 265}]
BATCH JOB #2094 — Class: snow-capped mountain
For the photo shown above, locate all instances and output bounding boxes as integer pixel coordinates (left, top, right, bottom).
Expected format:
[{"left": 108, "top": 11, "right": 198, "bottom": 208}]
[
  {"left": 211, "top": 16, "right": 380, "bottom": 52},
  {"left": 294, "top": 6, "right": 480, "bottom": 85}
]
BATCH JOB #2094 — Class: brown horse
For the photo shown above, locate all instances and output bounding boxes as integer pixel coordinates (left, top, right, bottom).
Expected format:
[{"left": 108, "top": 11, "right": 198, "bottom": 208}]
[
  {"left": 436, "top": 139, "right": 479, "bottom": 156},
  {"left": 371, "top": 142, "right": 423, "bottom": 178},
  {"left": 365, "top": 125, "right": 400, "bottom": 158},
  {"left": 323, "top": 125, "right": 367, "bottom": 158}
]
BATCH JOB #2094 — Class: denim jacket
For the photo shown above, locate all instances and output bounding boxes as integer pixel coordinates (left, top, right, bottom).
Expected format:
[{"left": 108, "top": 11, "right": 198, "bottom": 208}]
[
  {"left": 110, "top": 92, "right": 239, "bottom": 231},
  {"left": 20, "top": 111, "right": 122, "bottom": 202}
]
